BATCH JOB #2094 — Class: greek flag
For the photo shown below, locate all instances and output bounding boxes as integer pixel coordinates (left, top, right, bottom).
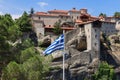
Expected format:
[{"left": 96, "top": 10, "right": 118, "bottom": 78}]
[{"left": 43, "top": 34, "right": 64, "bottom": 55}]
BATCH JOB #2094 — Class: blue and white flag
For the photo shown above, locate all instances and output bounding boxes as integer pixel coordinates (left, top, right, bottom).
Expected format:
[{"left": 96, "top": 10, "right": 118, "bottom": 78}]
[{"left": 43, "top": 34, "right": 64, "bottom": 55}]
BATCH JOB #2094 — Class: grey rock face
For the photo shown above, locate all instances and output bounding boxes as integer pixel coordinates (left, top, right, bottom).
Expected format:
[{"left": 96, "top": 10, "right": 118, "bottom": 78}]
[
  {"left": 46, "top": 28, "right": 120, "bottom": 80},
  {"left": 39, "top": 35, "right": 51, "bottom": 47},
  {"left": 46, "top": 28, "right": 99, "bottom": 80}
]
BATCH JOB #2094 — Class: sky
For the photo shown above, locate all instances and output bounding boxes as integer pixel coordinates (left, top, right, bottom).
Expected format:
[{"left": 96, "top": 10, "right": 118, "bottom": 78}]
[{"left": 0, "top": 0, "right": 120, "bottom": 19}]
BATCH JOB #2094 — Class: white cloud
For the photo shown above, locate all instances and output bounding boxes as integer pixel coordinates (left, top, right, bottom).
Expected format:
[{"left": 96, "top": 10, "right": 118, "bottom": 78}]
[
  {"left": 0, "top": 11, "right": 4, "bottom": 15},
  {"left": 37, "top": 2, "right": 48, "bottom": 7},
  {"left": 0, "top": 13, "right": 21, "bottom": 19},
  {"left": 12, "top": 14, "right": 21, "bottom": 19}
]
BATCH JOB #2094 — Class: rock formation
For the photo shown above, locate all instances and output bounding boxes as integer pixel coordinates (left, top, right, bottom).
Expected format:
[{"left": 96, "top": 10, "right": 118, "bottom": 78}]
[
  {"left": 43, "top": 29, "right": 120, "bottom": 80},
  {"left": 46, "top": 28, "right": 100, "bottom": 80},
  {"left": 38, "top": 35, "right": 51, "bottom": 47}
]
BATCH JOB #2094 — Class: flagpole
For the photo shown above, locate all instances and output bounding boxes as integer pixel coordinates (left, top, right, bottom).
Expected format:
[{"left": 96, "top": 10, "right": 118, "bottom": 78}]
[{"left": 63, "top": 30, "right": 65, "bottom": 80}]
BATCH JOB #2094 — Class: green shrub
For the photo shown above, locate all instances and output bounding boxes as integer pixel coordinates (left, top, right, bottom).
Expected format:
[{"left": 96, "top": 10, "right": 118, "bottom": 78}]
[{"left": 92, "top": 62, "right": 116, "bottom": 80}]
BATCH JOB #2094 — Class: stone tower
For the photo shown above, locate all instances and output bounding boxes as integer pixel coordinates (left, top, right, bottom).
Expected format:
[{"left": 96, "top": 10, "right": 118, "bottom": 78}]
[{"left": 79, "top": 20, "right": 102, "bottom": 53}]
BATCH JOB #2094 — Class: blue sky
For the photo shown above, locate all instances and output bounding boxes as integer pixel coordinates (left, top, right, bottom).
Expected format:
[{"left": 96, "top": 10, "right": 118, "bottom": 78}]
[{"left": 0, "top": 0, "right": 120, "bottom": 19}]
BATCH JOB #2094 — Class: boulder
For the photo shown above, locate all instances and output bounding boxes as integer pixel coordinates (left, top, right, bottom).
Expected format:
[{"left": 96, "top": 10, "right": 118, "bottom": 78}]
[
  {"left": 39, "top": 35, "right": 51, "bottom": 47},
  {"left": 52, "top": 51, "right": 63, "bottom": 62},
  {"left": 66, "top": 29, "right": 87, "bottom": 51}
]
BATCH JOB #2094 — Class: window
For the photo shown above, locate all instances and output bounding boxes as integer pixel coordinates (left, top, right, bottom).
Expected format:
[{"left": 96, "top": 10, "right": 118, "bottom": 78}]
[
  {"left": 95, "top": 29, "right": 97, "bottom": 32},
  {"left": 61, "top": 16, "right": 63, "bottom": 19},
  {"left": 95, "top": 43, "right": 97, "bottom": 46},
  {"left": 38, "top": 17, "right": 41, "bottom": 19},
  {"left": 95, "top": 35, "right": 97, "bottom": 38},
  {"left": 77, "top": 16, "right": 79, "bottom": 19}
]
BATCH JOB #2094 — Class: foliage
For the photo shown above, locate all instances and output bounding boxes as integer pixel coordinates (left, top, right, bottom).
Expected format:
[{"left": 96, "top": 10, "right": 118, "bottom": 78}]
[
  {"left": 2, "top": 61, "right": 21, "bottom": 80},
  {"left": 16, "top": 11, "right": 32, "bottom": 32},
  {"left": 21, "top": 38, "right": 34, "bottom": 50},
  {"left": 2, "top": 47, "right": 50, "bottom": 80},
  {"left": 114, "top": 12, "right": 120, "bottom": 17},
  {"left": 20, "top": 47, "right": 36, "bottom": 63},
  {"left": 29, "top": 8, "right": 35, "bottom": 16},
  {"left": 0, "top": 14, "right": 21, "bottom": 52},
  {"left": 8, "top": 24, "right": 22, "bottom": 42},
  {"left": 8, "top": 38, "right": 34, "bottom": 63},
  {"left": 99, "top": 13, "right": 107, "bottom": 17},
  {"left": 0, "top": 12, "right": 49, "bottom": 80},
  {"left": 53, "top": 21, "right": 62, "bottom": 35},
  {"left": 92, "top": 62, "right": 116, "bottom": 80},
  {"left": 0, "top": 14, "right": 22, "bottom": 76}
]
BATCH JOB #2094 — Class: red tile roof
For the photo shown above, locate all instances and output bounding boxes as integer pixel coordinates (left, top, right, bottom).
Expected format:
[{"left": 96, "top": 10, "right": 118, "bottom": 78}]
[
  {"left": 77, "top": 20, "right": 100, "bottom": 25},
  {"left": 44, "top": 25, "right": 75, "bottom": 30},
  {"left": 59, "top": 14, "right": 70, "bottom": 17},
  {"left": 69, "top": 10, "right": 80, "bottom": 12},
  {"left": 48, "top": 10, "right": 68, "bottom": 14},
  {"left": 35, "top": 11, "right": 70, "bottom": 17},
  {"left": 35, "top": 12, "right": 58, "bottom": 17},
  {"left": 36, "top": 12, "right": 47, "bottom": 15}
]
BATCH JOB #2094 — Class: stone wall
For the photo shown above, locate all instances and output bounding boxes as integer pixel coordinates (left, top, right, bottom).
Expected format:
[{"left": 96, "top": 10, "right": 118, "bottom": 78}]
[{"left": 101, "top": 22, "right": 117, "bottom": 36}]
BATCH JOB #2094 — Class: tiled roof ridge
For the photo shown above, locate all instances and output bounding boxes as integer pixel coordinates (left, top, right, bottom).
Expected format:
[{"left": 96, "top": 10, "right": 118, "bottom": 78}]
[{"left": 48, "top": 10, "right": 68, "bottom": 13}]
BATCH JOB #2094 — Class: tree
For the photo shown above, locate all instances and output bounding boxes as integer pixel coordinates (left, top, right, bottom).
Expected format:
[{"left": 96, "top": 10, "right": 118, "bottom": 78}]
[
  {"left": 92, "top": 62, "right": 116, "bottom": 80},
  {"left": 1, "top": 61, "right": 21, "bottom": 80},
  {"left": 16, "top": 11, "right": 32, "bottom": 32},
  {"left": 53, "top": 21, "right": 62, "bottom": 35},
  {"left": 8, "top": 24, "right": 22, "bottom": 42},
  {"left": 99, "top": 13, "right": 107, "bottom": 17},
  {"left": 1, "top": 47, "right": 50, "bottom": 80},
  {"left": 0, "top": 14, "right": 22, "bottom": 78},
  {"left": 11, "top": 38, "right": 34, "bottom": 63},
  {"left": 29, "top": 8, "right": 34, "bottom": 16},
  {"left": 20, "top": 47, "right": 36, "bottom": 63},
  {"left": 0, "top": 14, "right": 21, "bottom": 52},
  {"left": 20, "top": 38, "right": 34, "bottom": 50},
  {"left": 0, "top": 14, "right": 21, "bottom": 51},
  {"left": 0, "top": 11, "right": 50, "bottom": 80},
  {"left": 114, "top": 12, "right": 120, "bottom": 17}
]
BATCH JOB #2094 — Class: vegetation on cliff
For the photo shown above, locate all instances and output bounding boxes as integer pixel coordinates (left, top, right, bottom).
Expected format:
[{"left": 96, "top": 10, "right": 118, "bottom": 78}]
[
  {"left": 53, "top": 21, "right": 62, "bottom": 35},
  {"left": 0, "top": 12, "right": 50, "bottom": 80},
  {"left": 92, "top": 62, "right": 116, "bottom": 80}
]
